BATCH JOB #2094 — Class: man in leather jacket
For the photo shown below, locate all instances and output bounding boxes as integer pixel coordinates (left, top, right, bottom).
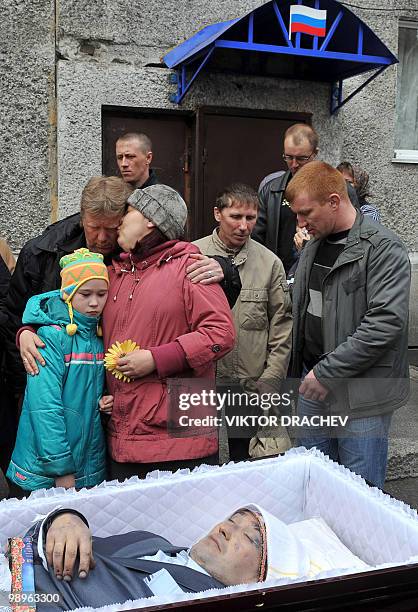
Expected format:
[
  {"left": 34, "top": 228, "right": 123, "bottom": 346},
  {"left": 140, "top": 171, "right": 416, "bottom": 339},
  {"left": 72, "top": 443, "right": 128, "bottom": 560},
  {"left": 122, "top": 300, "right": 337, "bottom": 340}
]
[{"left": 253, "top": 124, "right": 359, "bottom": 274}]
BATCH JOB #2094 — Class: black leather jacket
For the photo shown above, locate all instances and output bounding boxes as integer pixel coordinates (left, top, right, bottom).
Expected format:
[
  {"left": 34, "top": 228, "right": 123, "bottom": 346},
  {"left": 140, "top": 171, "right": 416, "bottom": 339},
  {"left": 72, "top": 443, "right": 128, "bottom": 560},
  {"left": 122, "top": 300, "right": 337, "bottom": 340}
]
[
  {"left": 252, "top": 170, "right": 292, "bottom": 264},
  {"left": 253, "top": 170, "right": 360, "bottom": 273},
  {"left": 2, "top": 214, "right": 88, "bottom": 392}
]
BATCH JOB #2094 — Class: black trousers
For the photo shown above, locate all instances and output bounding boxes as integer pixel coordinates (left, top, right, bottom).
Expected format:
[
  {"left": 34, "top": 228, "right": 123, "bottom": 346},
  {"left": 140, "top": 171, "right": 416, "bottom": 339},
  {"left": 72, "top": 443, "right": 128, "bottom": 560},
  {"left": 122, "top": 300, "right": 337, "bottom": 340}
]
[{"left": 108, "top": 453, "right": 219, "bottom": 482}]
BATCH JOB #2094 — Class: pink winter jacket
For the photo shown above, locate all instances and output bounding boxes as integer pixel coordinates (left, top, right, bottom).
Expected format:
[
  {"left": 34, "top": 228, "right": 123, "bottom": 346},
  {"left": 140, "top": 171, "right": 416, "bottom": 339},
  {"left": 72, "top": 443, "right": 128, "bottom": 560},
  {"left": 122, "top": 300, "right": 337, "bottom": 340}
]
[{"left": 103, "top": 240, "right": 235, "bottom": 463}]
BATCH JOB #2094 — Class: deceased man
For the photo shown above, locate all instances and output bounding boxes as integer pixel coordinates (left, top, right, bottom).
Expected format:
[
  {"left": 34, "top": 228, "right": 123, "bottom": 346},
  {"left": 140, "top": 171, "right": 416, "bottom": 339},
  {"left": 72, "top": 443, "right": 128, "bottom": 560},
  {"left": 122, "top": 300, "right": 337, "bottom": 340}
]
[
  {"left": 14, "top": 504, "right": 303, "bottom": 609},
  {"left": 11, "top": 503, "right": 366, "bottom": 610}
]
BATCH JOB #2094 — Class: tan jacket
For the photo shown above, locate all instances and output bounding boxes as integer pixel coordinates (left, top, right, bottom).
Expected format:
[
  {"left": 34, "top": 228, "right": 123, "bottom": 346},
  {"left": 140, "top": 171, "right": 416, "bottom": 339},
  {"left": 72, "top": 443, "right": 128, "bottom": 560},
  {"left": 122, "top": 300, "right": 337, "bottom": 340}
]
[{"left": 194, "top": 230, "right": 292, "bottom": 386}]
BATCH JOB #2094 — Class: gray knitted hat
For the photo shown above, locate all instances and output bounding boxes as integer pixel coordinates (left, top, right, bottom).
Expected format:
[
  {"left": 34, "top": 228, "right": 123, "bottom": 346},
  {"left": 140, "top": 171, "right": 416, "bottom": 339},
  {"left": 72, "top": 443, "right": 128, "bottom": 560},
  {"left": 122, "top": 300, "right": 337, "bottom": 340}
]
[{"left": 127, "top": 184, "right": 188, "bottom": 240}]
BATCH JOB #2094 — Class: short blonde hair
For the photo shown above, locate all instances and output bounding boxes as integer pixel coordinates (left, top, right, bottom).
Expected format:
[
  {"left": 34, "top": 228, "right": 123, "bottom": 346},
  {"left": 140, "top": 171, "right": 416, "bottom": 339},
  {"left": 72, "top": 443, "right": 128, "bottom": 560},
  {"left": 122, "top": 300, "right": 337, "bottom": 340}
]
[
  {"left": 285, "top": 161, "right": 348, "bottom": 204},
  {"left": 116, "top": 133, "right": 152, "bottom": 154},
  {"left": 80, "top": 176, "right": 133, "bottom": 218}
]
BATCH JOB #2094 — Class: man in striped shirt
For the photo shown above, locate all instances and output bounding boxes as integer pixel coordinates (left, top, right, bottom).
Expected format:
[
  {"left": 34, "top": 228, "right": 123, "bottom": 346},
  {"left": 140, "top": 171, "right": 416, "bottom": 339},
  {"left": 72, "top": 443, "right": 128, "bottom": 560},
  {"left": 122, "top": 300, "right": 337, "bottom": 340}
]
[{"left": 288, "top": 162, "right": 410, "bottom": 488}]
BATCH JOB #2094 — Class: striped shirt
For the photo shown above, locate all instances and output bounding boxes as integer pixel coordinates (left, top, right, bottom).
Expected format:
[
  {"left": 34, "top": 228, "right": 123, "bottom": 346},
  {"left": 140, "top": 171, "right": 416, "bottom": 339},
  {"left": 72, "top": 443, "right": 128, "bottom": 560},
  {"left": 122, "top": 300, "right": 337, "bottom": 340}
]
[{"left": 303, "top": 230, "right": 349, "bottom": 370}]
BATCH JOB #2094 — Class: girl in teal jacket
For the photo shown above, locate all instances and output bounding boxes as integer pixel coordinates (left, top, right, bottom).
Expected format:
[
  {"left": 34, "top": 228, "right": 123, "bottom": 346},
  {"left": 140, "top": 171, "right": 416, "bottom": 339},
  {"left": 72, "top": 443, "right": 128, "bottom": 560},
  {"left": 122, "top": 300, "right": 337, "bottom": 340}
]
[{"left": 7, "top": 248, "right": 110, "bottom": 492}]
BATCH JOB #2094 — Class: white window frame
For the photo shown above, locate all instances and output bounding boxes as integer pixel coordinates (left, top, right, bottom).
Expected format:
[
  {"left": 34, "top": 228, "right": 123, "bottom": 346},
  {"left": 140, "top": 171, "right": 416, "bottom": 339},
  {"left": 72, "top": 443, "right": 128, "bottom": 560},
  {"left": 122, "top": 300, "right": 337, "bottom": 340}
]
[{"left": 393, "top": 20, "right": 418, "bottom": 164}]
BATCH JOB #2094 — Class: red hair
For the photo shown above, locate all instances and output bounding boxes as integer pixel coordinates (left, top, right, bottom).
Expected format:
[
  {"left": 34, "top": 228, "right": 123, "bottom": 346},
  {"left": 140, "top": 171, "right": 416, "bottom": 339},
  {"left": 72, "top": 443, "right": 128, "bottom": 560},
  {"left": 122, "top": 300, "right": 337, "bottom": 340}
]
[{"left": 285, "top": 161, "right": 348, "bottom": 204}]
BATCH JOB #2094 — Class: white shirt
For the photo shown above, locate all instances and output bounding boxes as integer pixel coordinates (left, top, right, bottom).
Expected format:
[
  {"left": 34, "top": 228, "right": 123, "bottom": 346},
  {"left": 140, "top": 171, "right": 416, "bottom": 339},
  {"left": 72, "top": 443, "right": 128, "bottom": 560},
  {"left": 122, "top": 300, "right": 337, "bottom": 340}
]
[{"left": 141, "top": 549, "right": 209, "bottom": 596}]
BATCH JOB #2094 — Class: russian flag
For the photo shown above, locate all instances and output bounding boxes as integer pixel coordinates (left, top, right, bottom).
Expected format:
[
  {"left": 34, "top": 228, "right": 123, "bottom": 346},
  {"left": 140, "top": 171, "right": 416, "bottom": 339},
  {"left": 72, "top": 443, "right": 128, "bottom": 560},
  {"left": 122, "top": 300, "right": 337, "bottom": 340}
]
[{"left": 289, "top": 5, "right": 327, "bottom": 37}]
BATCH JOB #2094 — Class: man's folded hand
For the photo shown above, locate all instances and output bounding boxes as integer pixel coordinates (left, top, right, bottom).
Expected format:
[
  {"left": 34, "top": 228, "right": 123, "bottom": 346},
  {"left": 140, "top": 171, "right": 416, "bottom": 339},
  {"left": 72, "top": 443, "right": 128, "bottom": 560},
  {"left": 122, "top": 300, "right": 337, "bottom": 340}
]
[{"left": 46, "top": 513, "right": 95, "bottom": 581}]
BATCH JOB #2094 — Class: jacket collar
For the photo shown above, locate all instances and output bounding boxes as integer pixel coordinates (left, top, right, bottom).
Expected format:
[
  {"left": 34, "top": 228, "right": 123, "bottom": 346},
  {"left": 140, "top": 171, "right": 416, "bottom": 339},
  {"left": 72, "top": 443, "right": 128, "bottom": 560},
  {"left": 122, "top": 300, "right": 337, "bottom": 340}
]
[
  {"left": 333, "top": 211, "right": 379, "bottom": 266},
  {"left": 112, "top": 241, "right": 199, "bottom": 274},
  {"left": 35, "top": 214, "right": 85, "bottom": 254},
  {"left": 136, "top": 168, "right": 158, "bottom": 189},
  {"left": 112, "top": 556, "right": 226, "bottom": 592},
  {"left": 212, "top": 228, "right": 249, "bottom": 265},
  {"left": 305, "top": 212, "right": 380, "bottom": 269}
]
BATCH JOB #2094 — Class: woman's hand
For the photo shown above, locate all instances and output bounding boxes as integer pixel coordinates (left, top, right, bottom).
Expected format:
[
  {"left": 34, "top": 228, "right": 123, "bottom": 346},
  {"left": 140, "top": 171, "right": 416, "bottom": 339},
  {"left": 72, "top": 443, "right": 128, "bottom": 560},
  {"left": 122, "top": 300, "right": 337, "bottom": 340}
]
[
  {"left": 186, "top": 254, "right": 224, "bottom": 284},
  {"left": 117, "top": 349, "right": 156, "bottom": 379},
  {"left": 19, "top": 330, "right": 46, "bottom": 375}
]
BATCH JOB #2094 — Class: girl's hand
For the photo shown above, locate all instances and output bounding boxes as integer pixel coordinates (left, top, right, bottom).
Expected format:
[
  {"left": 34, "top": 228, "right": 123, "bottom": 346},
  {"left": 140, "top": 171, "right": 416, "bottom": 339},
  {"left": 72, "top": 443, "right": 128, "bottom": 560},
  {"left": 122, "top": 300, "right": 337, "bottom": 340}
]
[
  {"left": 55, "top": 474, "right": 76, "bottom": 489},
  {"left": 99, "top": 395, "right": 114, "bottom": 414}
]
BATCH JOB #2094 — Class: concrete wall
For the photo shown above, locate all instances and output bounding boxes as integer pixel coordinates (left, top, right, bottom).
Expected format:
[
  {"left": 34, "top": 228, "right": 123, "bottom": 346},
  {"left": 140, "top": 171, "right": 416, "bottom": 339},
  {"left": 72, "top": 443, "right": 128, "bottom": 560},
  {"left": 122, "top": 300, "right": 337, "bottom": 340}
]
[
  {"left": 55, "top": 0, "right": 344, "bottom": 218},
  {"left": 0, "top": 0, "right": 56, "bottom": 251},
  {"left": 57, "top": 63, "right": 337, "bottom": 218},
  {"left": 339, "top": 0, "right": 418, "bottom": 252}
]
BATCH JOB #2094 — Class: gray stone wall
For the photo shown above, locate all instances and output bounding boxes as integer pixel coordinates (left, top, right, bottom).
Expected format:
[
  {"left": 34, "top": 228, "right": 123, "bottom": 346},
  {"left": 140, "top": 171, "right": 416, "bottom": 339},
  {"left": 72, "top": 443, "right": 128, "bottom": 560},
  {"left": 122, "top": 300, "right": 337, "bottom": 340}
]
[
  {"left": 0, "top": 0, "right": 56, "bottom": 251},
  {"left": 55, "top": 0, "right": 344, "bottom": 217},
  {"left": 340, "top": 0, "right": 418, "bottom": 252},
  {"left": 57, "top": 62, "right": 336, "bottom": 218}
]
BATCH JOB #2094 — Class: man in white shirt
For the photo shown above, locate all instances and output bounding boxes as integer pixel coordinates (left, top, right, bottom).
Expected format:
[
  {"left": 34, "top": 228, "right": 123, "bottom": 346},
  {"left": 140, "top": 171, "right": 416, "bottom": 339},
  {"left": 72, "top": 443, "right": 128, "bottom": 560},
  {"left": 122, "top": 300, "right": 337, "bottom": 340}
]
[{"left": 27, "top": 503, "right": 307, "bottom": 609}]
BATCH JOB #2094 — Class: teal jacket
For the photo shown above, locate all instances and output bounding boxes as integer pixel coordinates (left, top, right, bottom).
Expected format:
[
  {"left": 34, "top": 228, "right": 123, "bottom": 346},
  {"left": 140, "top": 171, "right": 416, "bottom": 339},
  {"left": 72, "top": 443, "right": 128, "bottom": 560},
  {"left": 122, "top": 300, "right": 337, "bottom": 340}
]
[{"left": 7, "top": 290, "right": 106, "bottom": 490}]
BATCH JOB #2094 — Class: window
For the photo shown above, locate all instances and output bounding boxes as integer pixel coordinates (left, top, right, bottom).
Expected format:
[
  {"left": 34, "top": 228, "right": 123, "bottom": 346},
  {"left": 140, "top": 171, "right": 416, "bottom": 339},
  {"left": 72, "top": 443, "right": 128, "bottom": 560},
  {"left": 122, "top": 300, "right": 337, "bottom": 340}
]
[{"left": 394, "top": 21, "right": 418, "bottom": 163}]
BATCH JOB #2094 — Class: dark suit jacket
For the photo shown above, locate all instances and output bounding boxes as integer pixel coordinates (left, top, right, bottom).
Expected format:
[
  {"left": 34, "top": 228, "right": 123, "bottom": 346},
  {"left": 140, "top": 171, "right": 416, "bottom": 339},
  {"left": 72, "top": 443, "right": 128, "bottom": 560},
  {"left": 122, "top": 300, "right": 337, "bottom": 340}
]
[{"left": 29, "top": 520, "right": 225, "bottom": 611}]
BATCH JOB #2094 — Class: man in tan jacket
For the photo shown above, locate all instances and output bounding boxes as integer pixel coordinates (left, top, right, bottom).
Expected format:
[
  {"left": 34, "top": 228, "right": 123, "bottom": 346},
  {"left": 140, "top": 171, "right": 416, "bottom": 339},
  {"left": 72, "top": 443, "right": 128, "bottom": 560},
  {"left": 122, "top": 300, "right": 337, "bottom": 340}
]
[{"left": 194, "top": 184, "right": 292, "bottom": 461}]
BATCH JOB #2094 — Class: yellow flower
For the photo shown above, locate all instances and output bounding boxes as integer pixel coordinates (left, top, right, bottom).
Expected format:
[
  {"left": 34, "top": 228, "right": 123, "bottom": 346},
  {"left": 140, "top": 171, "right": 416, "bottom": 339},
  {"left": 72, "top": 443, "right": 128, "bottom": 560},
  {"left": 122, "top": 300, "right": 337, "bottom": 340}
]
[{"left": 104, "top": 339, "right": 140, "bottom": 383}]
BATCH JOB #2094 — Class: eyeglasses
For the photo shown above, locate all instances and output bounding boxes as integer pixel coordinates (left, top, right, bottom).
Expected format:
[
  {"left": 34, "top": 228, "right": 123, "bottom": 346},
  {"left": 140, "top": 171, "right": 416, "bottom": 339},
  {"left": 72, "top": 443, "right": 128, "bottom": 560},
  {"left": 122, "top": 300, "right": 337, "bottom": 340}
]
[{"left": 282, "top": 152, "right": 315, "bottom": 163}]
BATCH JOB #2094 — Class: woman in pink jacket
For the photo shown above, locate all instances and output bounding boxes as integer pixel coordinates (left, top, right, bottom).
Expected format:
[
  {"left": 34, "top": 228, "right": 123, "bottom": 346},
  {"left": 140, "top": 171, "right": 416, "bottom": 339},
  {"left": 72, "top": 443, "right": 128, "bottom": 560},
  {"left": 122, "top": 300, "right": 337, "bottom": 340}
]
[{"left": 103, "top": 184, "right": 235, "bottom": 480}]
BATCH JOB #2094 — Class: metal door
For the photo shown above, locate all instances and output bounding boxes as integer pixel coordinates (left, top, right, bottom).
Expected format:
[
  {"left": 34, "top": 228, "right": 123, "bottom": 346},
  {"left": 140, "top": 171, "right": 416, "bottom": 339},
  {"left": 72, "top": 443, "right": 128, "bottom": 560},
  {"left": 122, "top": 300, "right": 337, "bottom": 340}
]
[
  {"left": 195, "top": 107, "right": 310, "bottom": 238},
  {"left": 102, "top": 107, "right": 310, "bottom": 241},
  {"left": 102, "top": 108, "right": 194, "bottom": 233}
]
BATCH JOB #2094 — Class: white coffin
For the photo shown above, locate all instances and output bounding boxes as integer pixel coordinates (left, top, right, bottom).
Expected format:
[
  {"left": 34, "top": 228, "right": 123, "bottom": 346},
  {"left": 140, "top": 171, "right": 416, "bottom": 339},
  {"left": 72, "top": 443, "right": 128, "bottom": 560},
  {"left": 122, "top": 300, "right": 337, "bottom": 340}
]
[{"left": 1, "top": 447, "right": 418, "bottom": 611}]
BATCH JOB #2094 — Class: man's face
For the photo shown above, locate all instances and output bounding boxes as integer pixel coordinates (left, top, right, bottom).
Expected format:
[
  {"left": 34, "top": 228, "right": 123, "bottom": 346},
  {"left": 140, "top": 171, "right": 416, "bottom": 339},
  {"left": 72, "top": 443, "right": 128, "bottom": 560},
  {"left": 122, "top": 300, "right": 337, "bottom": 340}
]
[
  {"left": 283, "top": 136, "right": 317, "bottom": 176},
  {"left": 189, "top": 510, "right": 263, "bottom": 586},
  {"left": 290, "top": 191, "right": 337, "bottom": 239},
  {"left": 214, "top": 201, "right": 257, "bottom": 250},
  {"left": 82, "top": 212, "right": 122, "bottom": 255},
  {"left": 117, "top": 205, "right": 154, "bottom": 251},
  {"left": 116, "top": 139, "right": 152, "bottom": 187}
]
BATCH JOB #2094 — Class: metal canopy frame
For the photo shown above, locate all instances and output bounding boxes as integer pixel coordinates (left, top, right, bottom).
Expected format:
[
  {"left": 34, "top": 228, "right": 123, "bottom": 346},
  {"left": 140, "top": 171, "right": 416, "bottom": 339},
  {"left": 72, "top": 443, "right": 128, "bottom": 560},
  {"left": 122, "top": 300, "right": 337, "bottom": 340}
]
[{"left": 163, "top": 0, "right": 397, "bottom": 114}]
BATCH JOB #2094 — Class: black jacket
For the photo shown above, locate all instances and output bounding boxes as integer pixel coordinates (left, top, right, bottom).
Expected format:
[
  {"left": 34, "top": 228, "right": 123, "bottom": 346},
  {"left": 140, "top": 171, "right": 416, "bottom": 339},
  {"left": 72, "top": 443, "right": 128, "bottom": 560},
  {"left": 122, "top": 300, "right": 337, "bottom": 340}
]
[
  {"left": 2, "top": 214, "right": 88, "bottom": 392},
  {"left": 253, "top": 170, "right": 292, "bottom": 263},
  {"left": 0, "top": 253, "right": 17, "bottom": 472},
  {"left": 253, "top": 170, "right": 359, "bottom": 272},
  {"left": 0, "top": 254, "right": 11, "bottom": 332},
  {"left": 141, "top": 167, "right": 159, "bottom": 188}
]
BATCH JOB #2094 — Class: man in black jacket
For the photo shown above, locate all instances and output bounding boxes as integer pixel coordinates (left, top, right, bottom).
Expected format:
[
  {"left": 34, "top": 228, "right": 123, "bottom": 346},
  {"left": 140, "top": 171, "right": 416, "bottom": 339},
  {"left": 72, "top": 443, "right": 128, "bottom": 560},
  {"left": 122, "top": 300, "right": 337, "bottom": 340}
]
[
  {"left": 253, "top": 124, "right": 359, "bottom": 274},
  {"left": 26, "top": 502, "right": 301, "bottom": 610},
  {"left": 2, "top": 176, "right": 133, "bottom": 395}
]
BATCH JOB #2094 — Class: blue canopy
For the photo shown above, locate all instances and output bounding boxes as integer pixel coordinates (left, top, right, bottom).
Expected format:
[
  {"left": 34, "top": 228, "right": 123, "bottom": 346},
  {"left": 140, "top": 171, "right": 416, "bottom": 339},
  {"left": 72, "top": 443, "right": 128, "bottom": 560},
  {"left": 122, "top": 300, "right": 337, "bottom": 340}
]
[{"left": 163, "top": 0, "right": 398, "bottom": 113}]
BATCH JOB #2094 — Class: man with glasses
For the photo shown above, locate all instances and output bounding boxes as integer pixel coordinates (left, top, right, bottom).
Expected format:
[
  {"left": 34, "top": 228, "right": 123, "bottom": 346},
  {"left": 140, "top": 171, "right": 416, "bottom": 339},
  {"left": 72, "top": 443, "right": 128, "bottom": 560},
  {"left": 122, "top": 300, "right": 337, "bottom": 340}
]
[{"left": 252, "top": 124, "right": 319, "bottom": 274}]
